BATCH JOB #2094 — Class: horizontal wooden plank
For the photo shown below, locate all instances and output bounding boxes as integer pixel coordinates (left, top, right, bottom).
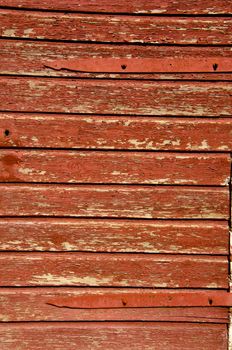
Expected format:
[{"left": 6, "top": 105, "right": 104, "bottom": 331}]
[
  {"left": 0, "top": 10, "right": 231, "bottom": 44},
  {"left": 0, "top": 288, "right": 228, "bottom": 322},
  {"left": 0, "top": 185, "right": 229, "bottom": 219},
  {"left": 0, "top": 323, "right": 228, "bottom": 350},
  {"left": 1, "top": 114, "right": 232, "bottom": 151},
  {"left": 1, "top": 78, "right": 232, "bottom": 116},
  {"left": 2, "top": 40, "right": 232, "bottom": 80},
  {"left": 0, "top": 150, "right": 230, "bottom": 185},
  {"left": 0, "top": 253, "right": 228, "bottom": 288},
  {"left": 0, "top": 219, "right": 228, "bottom": 254},
  {"left": 0, "top": 0, "right": 231, "bottom": 15}
]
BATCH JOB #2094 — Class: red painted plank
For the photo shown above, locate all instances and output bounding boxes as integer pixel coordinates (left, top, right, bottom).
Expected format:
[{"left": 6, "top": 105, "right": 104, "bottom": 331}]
[
  {"left": 0, "top": 10, "right": 231, "bottom": 45},
  {"left": 0, "top": 0, "right": 231, "bottom": 15},
  {"left": 1, "top": 78, "right": 232, "bottom": 116},
  {"left": 0, "top": 322, "right": 227, "bottom": 350},
  {"left": 2, "top": 40, "right": 232, "bottom": 80},
  {"left": 1, "top": 114, "right": 232, "bottom": 151},
  {"left": 0, "top": 288, "right": 228, "bottom": 322},
  {"left": 0, "top": 253, "right": 227, "bottom": 288},
  {"left": 0, "top": 150, "right": 230, "bottom": 185},
  {"left": 0, "top": 219, "right": 228, "bottom": 254},
  {"left": 0, "top": 185, "right": 229, "bottom": 219}
]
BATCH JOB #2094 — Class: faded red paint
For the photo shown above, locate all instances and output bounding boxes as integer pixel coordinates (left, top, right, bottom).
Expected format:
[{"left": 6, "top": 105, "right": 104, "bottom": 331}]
[
  {"left": 0, "top": 150, "right": 230, "bottom": 185},
  {"left": 0, "top": 253, "right": 228, "bottom": 288},
  {"left": 0, "top": 219, "right": 228, "bottom": 254},
  {"left": 0, "top": 0, "right": 231, "bottom": 14},
  {"left": 0, "top": 288, "right": 229, "bottom": 323},
  {"left": 2, "top": 40, "right": 232, "bottom": 80},
  {"left": 0, "top": 184, "right": 229, "bottom": 219},
  {"left": 1, "top": 78, "right": 232, "bottom": 116},
  {"left": 0, "top": 323, "right": 228, "bottom": 350},
  {"left": 0, "top": 2, "right": 231, "bottom": 349},
  {"left": 0, "top": 10, "right": 231, "bottom": 45},
  {"left": 1, "top": 114, "right": 232, "bottom": 151}
]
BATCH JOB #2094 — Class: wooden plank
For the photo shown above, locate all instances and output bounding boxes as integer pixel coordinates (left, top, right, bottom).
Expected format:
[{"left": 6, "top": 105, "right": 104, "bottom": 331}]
[
  {"left": 0, "top": 288, "right": 229, "bottom": 323},
  {"left": 0, "top": 150, "right": 230, "bottom": 185},
  {"left": 0, "top": 219, "right": 228, "bottom": 254},
  {"left": 0, "top": 0, "right": 231, "bottom": 15},
  {"left": 2, "top": 40, "right": 232, "bottom": 80},
  {"left": 1, "top": 114, "right": 232, "bottom": 151},
  {"left": 0, "top": 322, "right": 228, "bottom": 350},
  {"left": 0, "top": 184, "right": 229, "bottom": 219},
  {"left": 1, "top": 78, "right": 232, "bottom": 116},
  {"left": 0, "top": 10, "right": 231, "bottom": 45},
  {"left": 0, "top": 253, "right": 227, "bottom": 288}
]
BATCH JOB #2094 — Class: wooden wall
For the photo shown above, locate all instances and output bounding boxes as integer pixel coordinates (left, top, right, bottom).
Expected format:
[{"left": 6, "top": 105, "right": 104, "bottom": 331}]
[{"left": 0, "top": 1, "right": 231, "bottom": 349}]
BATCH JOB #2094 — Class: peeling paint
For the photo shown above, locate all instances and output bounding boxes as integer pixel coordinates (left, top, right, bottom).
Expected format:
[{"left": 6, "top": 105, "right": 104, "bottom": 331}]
[{"left": 32, "top": 273, "right": 113, "bottom": 286}]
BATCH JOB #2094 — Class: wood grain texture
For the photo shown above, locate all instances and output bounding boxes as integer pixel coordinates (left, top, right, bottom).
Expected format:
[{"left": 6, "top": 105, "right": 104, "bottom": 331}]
[
  {"left": 0, "top": 10, "right": 231, "bottom": 44},
  {"left": 1, "top": 78, "right": 232, "bottom": 116},
  {"left": 0, "top": 0, "right": 231, "bottom": 15},
  {"left": 0, "top": 288, "right": 228, "bottom": 322},
  {"left": 0, "top": 322, "right": 227, "bottom": 350},
  {"left": 0, "top": 184, "right": 229, "bottom": 219},
  {"left": 0, "top": 219, "right": 228, "bottom": 254},
  {"left": 1, "top": 40, "right": 232, "bottom": 80},
  {"left": 0, "top": 253, "right": 228, "bottom": 288},
  {"left": 1, "top": 114, "right": 232, "bottom": 151},
  {"left": 0, "top": 150, "right": 230, "bottom": 185}
]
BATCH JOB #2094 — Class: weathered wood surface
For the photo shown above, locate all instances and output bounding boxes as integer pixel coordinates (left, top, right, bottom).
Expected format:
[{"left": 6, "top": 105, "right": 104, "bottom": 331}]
[
  {"left": 1, "top": 78, "right": 232, "bottom": 116},
  {"left": 0, "top": 10, "right": 231, "bottom": 45},
  {"left": 0, "top": 219, "right": 228, "bottom": 254},
  {"left": 0, "top": 288, "right": 228, "bottom": 322},
  {"left": 0, "top": 253, "right": 228, "bottom": 287},
  {"left": 0, "top": 185, "right": 229, "bottom": 219},
  {"left": 0, "top": 322, "right": 227, "bottom": 350},
  {"left": 0, "top": 0, "right": 231, "bottom": 15},
  {"left": 2, "top": 41, "right": 232, "bottom": 80},
  {"left": 0, "top": 150, "right": 230, "bottom": 185},
  {"left": 1, "top": 114, "right": 232, "bottom": 151}
]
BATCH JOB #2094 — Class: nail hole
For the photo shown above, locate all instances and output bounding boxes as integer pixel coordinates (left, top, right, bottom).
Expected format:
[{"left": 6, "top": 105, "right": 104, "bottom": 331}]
[
  {"left": 121, "top": 64, "right": 127, "bottom": 70},
  {"left": 121, "top": 299, "right": 127, "bottom": 306},
  {"left": 208, "top": 298, "right": 213, "bottom": 305},
  {"left": 4, "top": 129, "right": 10, "bottom": 137},
  {"left": 213, "top": 63, "right": 218, "bottom": 71}
]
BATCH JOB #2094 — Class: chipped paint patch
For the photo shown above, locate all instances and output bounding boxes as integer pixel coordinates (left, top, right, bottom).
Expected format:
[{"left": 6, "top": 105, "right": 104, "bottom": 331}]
[
  {"left": 61, "top": 242, "right": 77, "bottom": 250},
  {"left": 3, "top": 29, "right": 16, "bottom": 37},
  {"left": 0, "top": 314, "right": 9, "bottom": 322},
  {"left": 32, "top": 273, "right": 113, "bottom": 285},
  {"left": 23, "top": 28, "right": 34, "bottom": 37}
]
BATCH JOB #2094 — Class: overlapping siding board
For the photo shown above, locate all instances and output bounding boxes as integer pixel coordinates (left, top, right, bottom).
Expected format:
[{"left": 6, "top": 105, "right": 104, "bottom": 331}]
[{"left": 0, "top": 1, "right": 231, "bottom": 349}]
